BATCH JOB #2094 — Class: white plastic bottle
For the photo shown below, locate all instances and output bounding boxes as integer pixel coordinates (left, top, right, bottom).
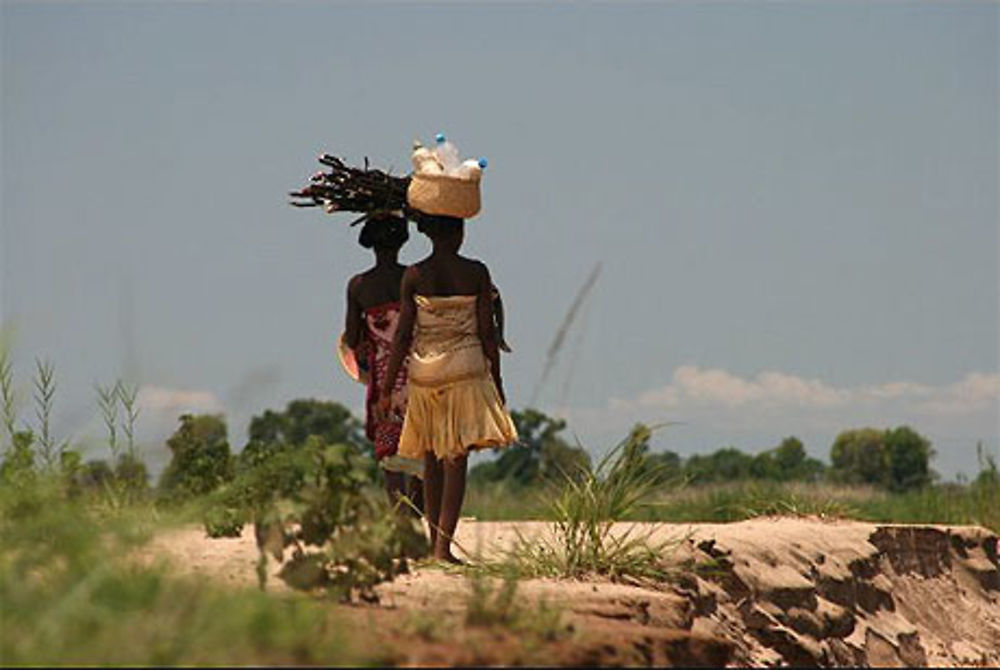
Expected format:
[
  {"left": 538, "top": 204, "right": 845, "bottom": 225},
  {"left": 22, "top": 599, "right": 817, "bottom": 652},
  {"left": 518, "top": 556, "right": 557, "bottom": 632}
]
[
  {"left": 434, "top": 132, "right": 462, "bottom": 175},
  {"left": 412, "top": 146, "right": 443, "bottom": 174},
  {"left": 458, "top": 159, "right": 482, "bottom": 180}
]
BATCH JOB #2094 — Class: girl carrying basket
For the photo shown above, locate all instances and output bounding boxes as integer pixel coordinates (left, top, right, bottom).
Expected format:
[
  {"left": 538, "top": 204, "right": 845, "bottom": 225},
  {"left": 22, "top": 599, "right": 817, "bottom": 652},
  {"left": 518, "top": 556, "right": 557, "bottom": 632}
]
[{"left": 378, "top": 139, "right": 517, "bottom": 564}]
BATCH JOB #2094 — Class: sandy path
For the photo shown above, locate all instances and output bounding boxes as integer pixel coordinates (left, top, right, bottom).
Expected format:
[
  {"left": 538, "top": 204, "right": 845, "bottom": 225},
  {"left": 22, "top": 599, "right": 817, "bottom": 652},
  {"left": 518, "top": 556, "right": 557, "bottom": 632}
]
[{"left": 141, "top": 517, "right": 1000, "bottom": 667}]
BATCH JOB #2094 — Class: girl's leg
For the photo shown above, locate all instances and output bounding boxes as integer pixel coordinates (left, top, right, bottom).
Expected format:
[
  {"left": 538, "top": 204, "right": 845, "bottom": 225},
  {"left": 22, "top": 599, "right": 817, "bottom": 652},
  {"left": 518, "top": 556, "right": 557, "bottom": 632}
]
[
  {"left": 423, "top": 452, "right": 443, "bottom": 550},
  {"left": 383, "top": 470, "right": 405, "bottom": 508},
  {"left": 434, "top": 454, "right": 468, "bottom": 563},
  {"left": 405, "top": 474, "right": 425, "bottom": 516}
]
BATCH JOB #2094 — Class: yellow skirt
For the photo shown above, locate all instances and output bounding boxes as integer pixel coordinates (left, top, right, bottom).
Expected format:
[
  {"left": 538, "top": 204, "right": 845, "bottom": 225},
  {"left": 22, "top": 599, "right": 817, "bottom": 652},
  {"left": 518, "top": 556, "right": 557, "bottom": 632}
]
[{"left": 397, "top": 373, "right": 517, "bottom": 462}]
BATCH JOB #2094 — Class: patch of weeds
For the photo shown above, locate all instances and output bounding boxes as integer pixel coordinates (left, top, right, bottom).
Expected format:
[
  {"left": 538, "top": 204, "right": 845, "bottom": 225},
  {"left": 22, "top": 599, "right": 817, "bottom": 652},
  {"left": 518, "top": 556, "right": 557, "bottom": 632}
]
[
  {"left": 403, "top": 610, "right": 451, "bottom": 642},
  {"left": 506, "top": 424, "right": 681, "bottom": 583},
  {"left": 464, "top": 569, "right": 567, "bottom": 642},
  {"left": 733, "top": 482, "right": 858, "bottom": 520}
]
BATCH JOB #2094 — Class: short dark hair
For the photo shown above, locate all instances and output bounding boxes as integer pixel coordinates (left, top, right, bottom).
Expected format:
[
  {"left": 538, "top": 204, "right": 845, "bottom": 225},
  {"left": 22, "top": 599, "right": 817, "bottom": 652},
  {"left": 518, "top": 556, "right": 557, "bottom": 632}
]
[
  {"left": 359, "top": 213, "right": 409, "bottom": 250},
  {"left": 413, "top": 212, "right": 464, "bottom": 238}
]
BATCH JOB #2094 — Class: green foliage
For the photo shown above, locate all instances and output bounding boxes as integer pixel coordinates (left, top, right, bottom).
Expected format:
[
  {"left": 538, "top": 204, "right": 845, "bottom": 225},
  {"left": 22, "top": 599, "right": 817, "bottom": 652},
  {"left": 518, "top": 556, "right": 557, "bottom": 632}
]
[
  {"left": 643, "top": 448, "right": 683, "bottom": 484},
  {"left": 158, "top": 414, "right": 234, "bottom": 501},
  {"left": 0, "top": 474, "right": 356, "bottom": 666},
  {"left": 463, "top": 570, "right": 565, "bottom": 641},
  {"left": 242, "top": 399, "right": 366, "bottom": 467},
  {"left": 974, "top": 442, "right": 999, "bottom": 490},
  {"left": 830, "top": 426, "right": 935, "bottom": 492},
  {"left": 252, "top": 439, "right": 428, "bottom": 600},
  {"left": 507, "top": 424, "right": 677, "bottom": 581},
  {"left": 469, "top": 408, "right": 591, "bottom": 487},
  {"left": 884, "top": 426, "right": 935, "bottom": 492},
  {"left": 205, "top": 430, "right": 427, "bottom": 600},
  {"left": 684, "top": 447, "right": 754, "bottom": 484},
  {"left": 114, "top": 452, "right": 151, "bottom": 496},
  {"left": 0, "top": 430, "right": 36, "bottom": 484},
  {"left": 0, "top": 348, "right": 16, "bottom": 444},
  {"left": 748, "top": 437, "right": 826, "bottom": 482},
  {"left": 75, "top": 458, "right": 115, "bottom": 490}
]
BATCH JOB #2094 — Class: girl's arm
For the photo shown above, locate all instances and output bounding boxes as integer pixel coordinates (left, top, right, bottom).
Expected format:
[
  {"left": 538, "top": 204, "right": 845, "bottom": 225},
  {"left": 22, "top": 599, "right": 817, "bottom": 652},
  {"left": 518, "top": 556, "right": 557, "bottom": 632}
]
[
  {"left": 491, "top": 285, "right": 512, "bottom": 353},
  {"left": 378, "top": 266, "right": 418, "bottom": 406},
  {"left": 477, "top": 265, "right": 505, "bottom": 404},
  {"left": 344, "top": 275, "right": 364, "bottom": 351}
]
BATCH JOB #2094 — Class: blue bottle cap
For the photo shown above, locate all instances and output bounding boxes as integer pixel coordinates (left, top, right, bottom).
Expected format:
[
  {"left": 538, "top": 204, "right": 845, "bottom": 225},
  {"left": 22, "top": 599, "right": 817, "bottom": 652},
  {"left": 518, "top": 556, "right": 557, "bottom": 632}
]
[
  {"left": 435, "top": 133, "right": 446, "bottom": 143},
  {"left": 478, "top": 157, "right": 488, "bottom": 169}
]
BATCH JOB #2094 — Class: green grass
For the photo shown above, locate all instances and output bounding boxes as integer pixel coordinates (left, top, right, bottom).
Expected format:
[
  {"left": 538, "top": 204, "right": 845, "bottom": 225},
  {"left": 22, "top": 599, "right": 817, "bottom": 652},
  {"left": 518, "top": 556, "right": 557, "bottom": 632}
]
[
  {"left": 466, "top": 475, "right": 1000, "bottom": 533},
  {"left": 0, "top": 477, "right": 358, "bottom": 666},
  {"left": 499, "top": 425, "right": 681, "bottom": 582},
  {"left": 463, "top": 479, "right": 559, "bottom": 521}
]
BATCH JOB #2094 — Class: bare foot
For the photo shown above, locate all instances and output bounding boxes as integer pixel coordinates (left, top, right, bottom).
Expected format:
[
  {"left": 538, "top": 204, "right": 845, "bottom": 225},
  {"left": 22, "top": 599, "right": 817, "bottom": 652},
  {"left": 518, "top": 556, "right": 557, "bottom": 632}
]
[{"left": 433, "top": 549, "right": 465, "bottom": 566}]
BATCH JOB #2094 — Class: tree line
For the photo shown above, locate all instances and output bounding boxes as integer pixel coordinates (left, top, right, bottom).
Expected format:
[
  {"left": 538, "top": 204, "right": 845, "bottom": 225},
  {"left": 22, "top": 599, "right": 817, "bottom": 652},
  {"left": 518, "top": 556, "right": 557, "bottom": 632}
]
[{"left": 58, "top": 400, "right": 945, "bottom": 500}]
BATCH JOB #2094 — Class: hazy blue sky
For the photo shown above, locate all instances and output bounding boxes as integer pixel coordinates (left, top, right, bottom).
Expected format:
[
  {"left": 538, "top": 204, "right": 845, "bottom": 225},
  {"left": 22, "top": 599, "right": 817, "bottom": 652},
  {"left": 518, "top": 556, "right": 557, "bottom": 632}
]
[{"left": 2, "top": 1, "right": 997, "bottom": 479}]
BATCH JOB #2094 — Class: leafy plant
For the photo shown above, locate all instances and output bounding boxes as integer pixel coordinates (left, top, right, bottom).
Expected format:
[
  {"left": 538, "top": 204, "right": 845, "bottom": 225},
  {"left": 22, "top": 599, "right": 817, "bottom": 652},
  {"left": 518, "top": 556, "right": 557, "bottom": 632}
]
[{"left": 206, "top": 434, "right": 428, "bottom": 600}]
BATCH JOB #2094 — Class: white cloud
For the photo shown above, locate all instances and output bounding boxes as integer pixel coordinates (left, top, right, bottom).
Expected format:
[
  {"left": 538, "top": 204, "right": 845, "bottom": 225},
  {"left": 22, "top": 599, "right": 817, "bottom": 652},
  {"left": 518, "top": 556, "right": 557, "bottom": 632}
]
[
  {"left": 137, "top": 386, "right": 223, "bottom": 414},
  {"left": 631, "top": 366, "right": 999, "bottom": 415},
  {"left": 547, "top": 367, "right": 1000, "bottom": 481}
]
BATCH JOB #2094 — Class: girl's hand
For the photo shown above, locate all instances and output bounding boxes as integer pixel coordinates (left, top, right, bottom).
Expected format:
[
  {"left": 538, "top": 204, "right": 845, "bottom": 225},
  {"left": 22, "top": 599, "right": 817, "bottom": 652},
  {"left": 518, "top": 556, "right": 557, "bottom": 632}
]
[
  {"left": 355, "top": 334, "right": 372, "bottom": 362},
  {"left": 494, "top": 375, "right": 506, "bottom": 406},
  {"left": 374, "top": 393, "right": 392, "bottom": 420}
]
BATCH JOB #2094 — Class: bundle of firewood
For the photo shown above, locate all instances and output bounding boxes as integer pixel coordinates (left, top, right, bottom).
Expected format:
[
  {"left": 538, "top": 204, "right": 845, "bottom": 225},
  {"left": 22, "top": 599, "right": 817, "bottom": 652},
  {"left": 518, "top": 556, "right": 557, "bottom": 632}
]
[{"left": 288, "top": 154, "right": 410, "bottom": 225}]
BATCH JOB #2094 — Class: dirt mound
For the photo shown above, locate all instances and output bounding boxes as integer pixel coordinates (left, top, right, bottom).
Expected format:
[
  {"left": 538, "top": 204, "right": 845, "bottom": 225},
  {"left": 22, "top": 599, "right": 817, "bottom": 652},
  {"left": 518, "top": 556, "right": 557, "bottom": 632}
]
[
  {"left": 671, "top": 518, "right": 1000, "bottom": 667},
  {"left": 142, "top": 518, "right": 1000, "bottom": 666}
]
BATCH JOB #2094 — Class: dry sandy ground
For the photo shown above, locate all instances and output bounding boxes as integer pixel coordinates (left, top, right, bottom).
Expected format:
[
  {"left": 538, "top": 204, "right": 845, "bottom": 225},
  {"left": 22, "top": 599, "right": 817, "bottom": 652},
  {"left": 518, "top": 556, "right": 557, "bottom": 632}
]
[{"left": 141, "top": 517, "right": 1000, "bottom": 667}]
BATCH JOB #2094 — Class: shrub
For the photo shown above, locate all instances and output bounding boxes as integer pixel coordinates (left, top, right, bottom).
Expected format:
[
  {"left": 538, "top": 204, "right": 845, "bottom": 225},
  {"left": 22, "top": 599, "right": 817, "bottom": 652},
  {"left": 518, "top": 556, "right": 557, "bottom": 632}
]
[{"left": 158, "top": 414, "right": 233, "bottom": 501}]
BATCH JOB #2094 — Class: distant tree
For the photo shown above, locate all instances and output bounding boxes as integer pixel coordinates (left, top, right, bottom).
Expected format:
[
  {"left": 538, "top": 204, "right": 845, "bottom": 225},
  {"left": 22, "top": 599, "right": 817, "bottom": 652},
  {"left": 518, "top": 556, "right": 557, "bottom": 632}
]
[
  {"left": 115, "top": 452, "right": 151, "bottom": 495},
  {"left": 973, "top": 441, "right": 999, "bottom": 490},
  {"left": 159, "top": 414, "right": 233, "bottom": 499},
  {"left": 829, "top": 426, "right": 934, "bottom": 492},
  {"left": 750, "top": 437, "right": 826, "bottom": 482},
  {"left": 241, "top": 399, "right": 366, "bottom": 468},
  {"left": 684, "top": 447, "right": 754, "bottom": 484},
  {"left": 469, "top": 408, "right": 590, "bottom": 486},
  {"left": 884, "top": 426, "right": 935, "bottom": 492},
  {"left": 645, "top": 449, "right": 683, "bottom": 484},
  {"left": 78, "top": 459, "right": 115, "bottom": 490},
  {"left": 829, "top": 428, "right": 887, "bottom": 486},
  {"left": 0, "top": 430, "right": 36, "bottom": 482}
]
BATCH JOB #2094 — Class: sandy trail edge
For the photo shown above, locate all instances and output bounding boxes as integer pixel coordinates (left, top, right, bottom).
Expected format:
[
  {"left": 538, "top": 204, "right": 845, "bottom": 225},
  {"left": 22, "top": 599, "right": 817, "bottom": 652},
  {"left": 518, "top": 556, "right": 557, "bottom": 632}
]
[{"left": 140, "top": 517, "right": 1000, "bottom": 667}]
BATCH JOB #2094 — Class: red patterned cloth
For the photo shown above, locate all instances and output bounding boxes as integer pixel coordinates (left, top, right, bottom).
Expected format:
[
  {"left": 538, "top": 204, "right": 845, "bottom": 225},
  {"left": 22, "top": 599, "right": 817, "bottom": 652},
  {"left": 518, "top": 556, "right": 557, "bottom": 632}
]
[{"left": 362, "top": 302, "right": 408, "bottom": 461}]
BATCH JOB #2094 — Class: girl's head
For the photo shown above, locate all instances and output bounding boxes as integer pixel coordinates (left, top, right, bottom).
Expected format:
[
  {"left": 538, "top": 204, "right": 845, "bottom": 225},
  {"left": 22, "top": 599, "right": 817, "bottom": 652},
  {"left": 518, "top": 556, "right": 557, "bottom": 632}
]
[
  {"left": 359, "top": 212, "right": 409, "bottom": 252},
  {"left": 413, "top": 212, "right": 464, "bottom": 249}
]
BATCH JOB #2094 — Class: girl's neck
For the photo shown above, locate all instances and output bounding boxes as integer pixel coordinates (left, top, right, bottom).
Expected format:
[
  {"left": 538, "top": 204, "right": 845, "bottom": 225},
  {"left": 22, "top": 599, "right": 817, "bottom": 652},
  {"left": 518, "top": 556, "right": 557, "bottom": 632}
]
[
  {"left": 430, "top": 240, "right": 461, "bottom": 258},
  {"left": 374, "top": 249, "right": 399, "bottom": 268}
]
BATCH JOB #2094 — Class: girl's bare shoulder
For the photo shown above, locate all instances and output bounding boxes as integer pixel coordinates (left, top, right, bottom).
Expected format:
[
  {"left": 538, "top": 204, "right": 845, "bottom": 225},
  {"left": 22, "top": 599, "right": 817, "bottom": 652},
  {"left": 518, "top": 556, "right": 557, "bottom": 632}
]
[{"left": 457, "top": 254, "right": 488, "bottom": 272}]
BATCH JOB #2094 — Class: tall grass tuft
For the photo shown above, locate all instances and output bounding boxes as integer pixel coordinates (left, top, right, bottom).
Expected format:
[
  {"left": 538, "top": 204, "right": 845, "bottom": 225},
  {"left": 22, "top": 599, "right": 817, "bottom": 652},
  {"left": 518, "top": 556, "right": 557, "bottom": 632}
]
[
  {"left": 506, "top": 424, "right": 679, "bottom": 582},
  {"left": 96, "top": 382, "right": 121, "bottom": 463},
  {"left": 31, "top": 358, "right": 65, "bottom": 468},
  {"left": 463, "top": 566, "right": 566, "bottom": 641},
  {"left": 118, "top": 382, "right": 140, "bottom": 460},
  {"left": 0, "top": 349, "right": 15, "bottom": 447}
]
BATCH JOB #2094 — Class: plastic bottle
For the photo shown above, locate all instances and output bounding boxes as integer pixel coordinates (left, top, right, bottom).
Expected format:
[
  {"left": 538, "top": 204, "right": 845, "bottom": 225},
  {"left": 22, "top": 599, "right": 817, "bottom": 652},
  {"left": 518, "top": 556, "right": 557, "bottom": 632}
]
[
  {"left": 458, "top": 159, "right": 482, "bottom": 180},
  {"left": 412, "top": 146, "right": 442, "bottom": 175},
  {"left": 434, "top": 133, "right": 461, "bottom": 175}
]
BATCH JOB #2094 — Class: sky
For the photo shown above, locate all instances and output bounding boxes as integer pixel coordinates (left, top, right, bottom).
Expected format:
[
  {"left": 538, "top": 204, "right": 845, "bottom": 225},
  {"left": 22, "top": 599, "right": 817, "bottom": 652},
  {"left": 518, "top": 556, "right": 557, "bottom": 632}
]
[{"left": 1, "top": 1, "right": 997, "bottom": 480}]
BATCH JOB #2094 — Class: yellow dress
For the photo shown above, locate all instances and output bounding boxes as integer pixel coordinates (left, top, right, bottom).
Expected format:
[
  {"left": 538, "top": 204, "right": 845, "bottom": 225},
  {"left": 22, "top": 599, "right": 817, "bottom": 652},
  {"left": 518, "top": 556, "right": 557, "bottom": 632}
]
[{"left": 397, "top": 295, "right": 517, "bottom": 461}]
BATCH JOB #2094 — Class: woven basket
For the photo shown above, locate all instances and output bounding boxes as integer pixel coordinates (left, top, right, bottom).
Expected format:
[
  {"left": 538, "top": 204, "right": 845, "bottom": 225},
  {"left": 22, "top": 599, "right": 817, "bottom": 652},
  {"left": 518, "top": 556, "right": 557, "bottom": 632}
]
[{"left": 407, "top": 172, "right": 481, "bottom": 219}]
